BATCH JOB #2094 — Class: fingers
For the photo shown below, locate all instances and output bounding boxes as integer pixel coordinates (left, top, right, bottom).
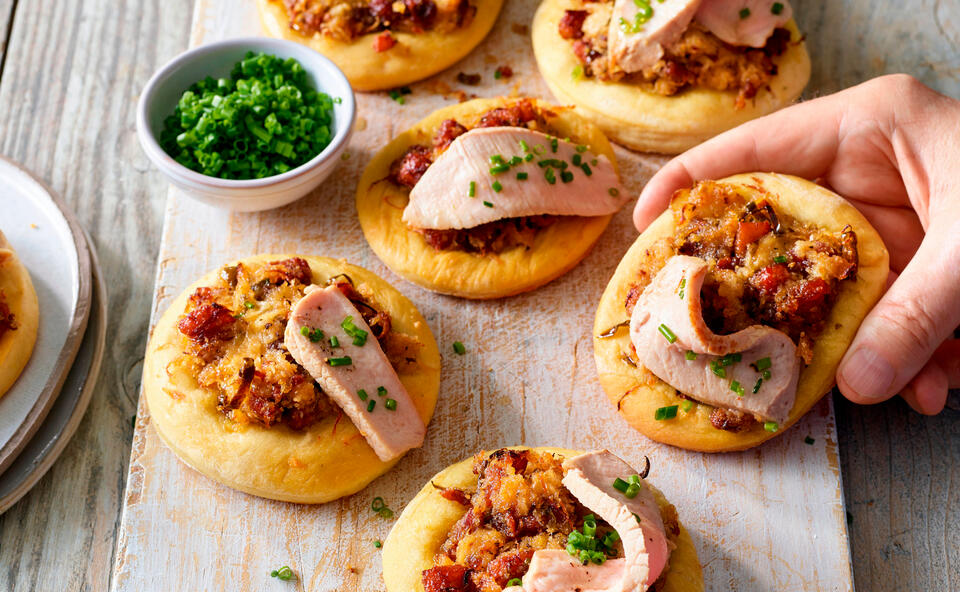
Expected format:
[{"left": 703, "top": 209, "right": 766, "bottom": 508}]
[
  {"left": 634, "top": 96, "right": 846, "bottom": 231},
  {"left": 837, "top": 237, "right": 960, "bottom": 407},
  {"left": 900, "top": 340, "right": 960, "bottom": 415}
]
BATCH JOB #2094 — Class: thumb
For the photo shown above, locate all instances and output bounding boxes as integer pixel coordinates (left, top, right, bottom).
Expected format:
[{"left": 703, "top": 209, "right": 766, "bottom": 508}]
[{"left": 837, "top": 230, "right": 960, "bottom": 405}]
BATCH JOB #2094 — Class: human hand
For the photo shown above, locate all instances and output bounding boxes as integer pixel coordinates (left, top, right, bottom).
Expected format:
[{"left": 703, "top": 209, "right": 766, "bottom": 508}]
[{"left": 633, "top": 74, "right": 960, "bottom": 415}]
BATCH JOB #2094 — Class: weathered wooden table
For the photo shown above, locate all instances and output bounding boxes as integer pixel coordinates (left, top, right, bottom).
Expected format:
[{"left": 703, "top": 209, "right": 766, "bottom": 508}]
[{"left": 0, "top": 0, "right": 956, "bottom": 590}]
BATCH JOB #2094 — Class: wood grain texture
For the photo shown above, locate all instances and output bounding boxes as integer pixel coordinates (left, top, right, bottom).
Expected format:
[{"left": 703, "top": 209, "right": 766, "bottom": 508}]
[
  {"left": 113, "top": 2, "right": 851, "bottom": 591},
  {"left": 0, "top": 0, "right": 191, "bottom": 590},
  {"left": 0, "top": 1, "right": 956, "bottom": 591}
]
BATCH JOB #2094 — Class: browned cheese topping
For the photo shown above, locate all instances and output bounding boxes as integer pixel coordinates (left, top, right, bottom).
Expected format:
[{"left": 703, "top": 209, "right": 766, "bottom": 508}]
[
  {"left": 274, "top": 0, "right": 476, "bottom": 42},
  {"left": 421, "top": 449, "right": 682, "bottom": 592},
  {"left": 172, "top": 258, "right": 421, "bottom": 430},
  {"left": 388, "top": 99, "right": 561, "bottom": 254},
  {"left": 560, "top": 1, "right": 795, "bottom": 108},
  {"left": 623, "top": 181, "right": 858, "bottom": 431}
]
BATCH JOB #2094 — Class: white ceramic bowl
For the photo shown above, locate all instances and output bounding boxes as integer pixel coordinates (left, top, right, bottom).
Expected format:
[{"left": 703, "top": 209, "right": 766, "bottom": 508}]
[{"left": 137, "top": 37, "right": 355, "bottom": 212}]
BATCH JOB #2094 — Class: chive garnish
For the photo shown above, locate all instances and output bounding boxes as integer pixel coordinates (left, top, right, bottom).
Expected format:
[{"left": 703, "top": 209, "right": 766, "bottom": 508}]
[
  {"left": 580, "top": 163, "right": 592, "bottom": 176},
  {"left": 678, "top": 278, "right": 686, "bottom": 299},
  {"left": 453, "top": 341, "right": 466, "bottom": 354},
  {"left": 374, "top": 540, "right": 383, "bottom": 548},
  {"left": 730, "top": 380, "right": 745, "bottom": 397},
  {"left": 771, "top": 2, "right": 784, "bottom": 14},
  {"left": 575, "top": 144, "right": 588, "bottom": 153},
  {"left": 657, "top": 323, "right": 677, "bottom": 343},
  {"left": 300, "top": 326, "right": 309, "bottom": 336},
  {"left": 508, "top": 156, "right": 522, "bottom": 166},
  {"left": 680, "top": 399, "right": 693, "bottom": 412},
  {"left": 550, "top": 137, "right": 559, "bottom": 152},
  {"left": 489, "top": 154, "right": 505, "bottom": 164},
  {"left": 492, "top": 181, "right": 503, "bottom": 193},
  {"left": 517, "top": 171, "right": 528, "bottom": 180},
  {"left": 341, "top": 315, "right": 368, "bottom": 346},
  {"left": 571, "top": 65, "right": 583, "bottom": 80},
  {"left": 739, "top": 7, "right": 750, "bottom": 18},
  {"left": 524, "top": 153, "right": 535, "bottom": 162},
  {"left": 764, "top": 421, "right": 779, "bottom": 432},
  {"left": 545, "top": 168, "right": 556, "bottom": 185},
  {"left": 358, "top": 389, "right": 368, "bottom": 401},
  {"left": 326, "top": 356, "right": 352, "bottom": 366},
  {"left": 490, "top": 163, "right": 510, "bottom": 174},
  {"left": 372, "top": 497, "right": 394, "bottom": 519},
  {"left": 710, "top": 360, "right": 727, "bottom": 378},
  {"left": 377, "top": 386, "right": 387, "bottom": 397},
  {"left": 483, "top": 201, "right": 494, "bottom": 207},
  {"left": 685, "top": 350, "right": 697, "bottom": 360},
  {"left": 367, "top": 399, "right": 376, "bottom": 412},
  {"left": 804, "top": 436, "right": 815, "bottom": 445},
  {"left": 468, "top": 181, "right": 476, "bottom": 197},
  {"left": 385, "top": 398, "right": 397, "bottom": 411},
  {"left": 244, "top": 301, "right": 254, "bottom": 309},
  {"left": 303, "top": 327, "right": 323, "bottom": 342},
  {"left": 753, "top": 377, "right": 763, "bottom": 394},
  {"left": 561, "top": 170, "right": 574, "bottom": 183},
  {"left": 612, "top": 477, "right": 629, "bottom": 493},
  {"left": 519, "top": 140, "right": 530, "bottom": 153},
  {"left": 654, "top": 405, "right": 678, "bottom": 420},
  {"left": 507, "top": 579, "right": 522, "bottom": 587},
  {"left": 773, "top": 255, "right": 787, "bottom": 264},
  {"left": 608, "top": 187, "right": 620, "bottom": 197},
  {"left": 270, "top": 566, "right": 295, "bottom": 581},
  {"left": 572, "top": 154, "right": 582, "bottom": 166},
  {"left": 754, "top": 357, "right": 772, "bottom": 371},
  {"left": 329, "top": 335, "right": 339, "bottom": 347},
  {"left": 762, "top": 369, "right": 771, "bottom": 380}
]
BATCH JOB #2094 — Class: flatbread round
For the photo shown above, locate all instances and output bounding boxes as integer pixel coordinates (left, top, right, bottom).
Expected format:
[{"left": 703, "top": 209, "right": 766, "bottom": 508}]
[
  {"left": 594, "top": 174, "right": 889, "bottom": 452},
  {"left": 143, "top": 255, "right": 440, "bottom": 503},
  {"left": 383, "top": 446, "right": 703, "bottom": 592},
  {"left": 257, "top": 0, "right": 504, "bottom": 91},
  {"left": 532, "top": 0, "right": 811, "bottom": 154},
  {"left": 0, "top": 230, "right": 39, "bottom": 400},
  {"left": 356, "top": 97, "right": 620, "bottom": 299}
]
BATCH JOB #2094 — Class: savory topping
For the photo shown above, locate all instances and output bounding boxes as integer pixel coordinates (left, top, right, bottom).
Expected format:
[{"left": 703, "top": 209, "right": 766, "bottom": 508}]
[
  {"left": 274, "top": 0, "right": 476, "bottom": 42},
  {"left": 159, "top": 52, "right": 335, "bottom": 180},
  {"left": 695, "top": 0, "right": 793, "bottom": 47},
  {"left": 452, "top": 341, "right": 466, "bottom": 355},
  {"left": 284, "top": 285, "right": 425, "bottom": 461},
  {"left": 630, "top": 255, "right": 801, "bottom": 424},
  {"left": 424, "top": 449, "right": 675, "bottom": 592},
  {"left": 402, "top": 128, "right": 625, "bottom": 230},
  {"left": 372, "top": 496, "right": 395, "bottom": 518},
  {"left": 0, "top": 291, "right": 16, "bottom": 340},
  {"left": 173, "top": 259, "right": 419, "bottom": 431},
  {"left": 561, "top": 0, "right": 794, "bottom": 107}
]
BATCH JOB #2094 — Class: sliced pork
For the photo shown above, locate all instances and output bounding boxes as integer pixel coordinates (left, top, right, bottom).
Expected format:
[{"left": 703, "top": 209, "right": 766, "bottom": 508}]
[
  {"left": 402, "top": 128, "right": 626, "bottom": 231},
  {"left": 608, "top": 0, "right": 701, "bottom": 73},
  {"left": 695, "top": 0, "right": 793, "bottom": 47},
  {"left": 630, "top": 255, "right": 800, "bottom": 424},
  {"left": 507, "top": 450, "right": 669, "bottom": 592},
  {"left": 284, "top": 285, "right": 425, "bottom": 461}
]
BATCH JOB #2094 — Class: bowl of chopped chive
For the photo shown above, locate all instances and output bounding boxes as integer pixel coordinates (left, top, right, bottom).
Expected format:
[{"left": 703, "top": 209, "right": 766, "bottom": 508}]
[{"left": 137, "top": 37, "right": 355, "bottom": 211}]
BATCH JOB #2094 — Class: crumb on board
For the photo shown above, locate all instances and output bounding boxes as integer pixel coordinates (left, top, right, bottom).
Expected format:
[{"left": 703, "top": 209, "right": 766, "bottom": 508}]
[{"left": 511, "top": 23, "right": 529, "bottom": 35}]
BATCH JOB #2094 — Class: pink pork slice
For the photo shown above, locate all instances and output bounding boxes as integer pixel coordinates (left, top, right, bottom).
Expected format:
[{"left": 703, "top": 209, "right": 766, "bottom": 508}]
[
  {"left": 630, "top": 255, "right": 800, "bottom": 424},
  {"left": 402, "top": 128, "right": 626, "bottom": 231},
  {"left": 695, "top": 0, "right": 793, "bottom": 47},
  {"left": 506, "top": 450, "right": 669, "bottom": 592},
  {"left": 607, "top": 0, "right": 702, "bottom": 73},
  {"left": 283, "top": 285, "right": 425, "bottom": 462}
]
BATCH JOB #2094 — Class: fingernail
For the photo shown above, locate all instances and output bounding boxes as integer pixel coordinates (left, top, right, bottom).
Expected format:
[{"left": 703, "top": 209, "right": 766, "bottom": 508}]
[{"left": 841, "top": 347, "right": 896, "bottom": 400}]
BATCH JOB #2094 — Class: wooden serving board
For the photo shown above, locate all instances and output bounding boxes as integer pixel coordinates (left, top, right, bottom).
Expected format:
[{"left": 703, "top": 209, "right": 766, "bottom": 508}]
[{"left": 113, "top": 1, "right": 854, "bottom": 590}]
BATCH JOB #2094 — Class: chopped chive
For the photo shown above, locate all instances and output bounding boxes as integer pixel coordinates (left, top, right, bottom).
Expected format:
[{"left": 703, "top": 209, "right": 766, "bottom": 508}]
[
  {"left": 468, "top": 181, "right": 476, "bottom": 197},
  {"left": 773, "top": 255, "right": 788, "bottom": 264},
  {"left": 657, "top": 323, "right": 677, "bottom": 343},
  {"left": 305, "top": 327, "right": 323, "bottom": 342},
  {"left": 561, "top": 170, "right": 574, "bottom": 183},
  {"left": 804, "top": 436, "right": 815, "bottom": 445},
  {"left": 591, "top": 158, "right": 598, "bottom": 165},
  {"left": 524, "top": 153, "right": 534, "bottom": 162},
  {"left": 654, "top": 405, "right": 678, "bottom": 420},
  {"left": 764, "top": 421, "right": 779, "bottom": 432},
  {"left": 572, "top": 154, "right": 582, "bottom": 166},
  {"left": 575, "top": 144, "right": 588, "bottom": 153},
  {"left": 754, "top": 357, "right": 772, "bottom": 371},
  {"left": 753, "top": 377, "right": 763, "bottom": 393},
  {"left": 550, "top": 137, "right": 558, "bottom": 153},
  {"left": 452, "top": 341, "right": 466, "bottom": 355},
  {"left": 374, "top": 540, "right": 382, "bottom": 548},
  {"left": 300, "top": 326, "right": 309, "bottom": 336},
  {"left": 483, "top": 201, "right": 494, "bottom": 208},
  {"left": 494, "top": 68, "right": 502, "bottom": 80},
  {"left": 358, "top": 389, "right": 368, "bottom": 401},
  {"left": 508, "top": 156, "right": 522, "bottom": 166},
  {"left": 519, "top": 140, "right": 530, "bottom": 153},
  {"left": 771, "top": 2, "right": 784, "bottom": 15},
  {"left": 545, "top": 168, "right": 556, "bottom": 185},
  {"left": 329, "top": 335, "right": 340, "bottom": 347},
  {"left": 685, "top": 350, "right": 697, "bottom": 361},
  {"left": 580, "top": 163, "right": 592, "bottom": 176},
  {"left": 490, "top": 163, "right": 510, "bottom": 174},
  {"left": 680, "top": 399, "right": 693, "bottom": 412},
  {"left": 507, "top": 579, "right": 522, "bottom": 587},
  {"left": 489, "top": 154, "right": 505, "bottom": 164},
  {"left": 739, "top": 7, "right": 751, "bottom": 18},
  {"left": 624, "top": 483, "right": 640, "bottom": 499},
  {"left": 762, "top": 369, "right": 771, "bottom": 380},
  {"left": 571, "top": 65, "right": 583, "bottom": 80},
  {"left": 341, "top": 315, "right": 368, "bottom": 346},
  {"left": 385, "top": 398, "right": 397, "bottom": 411},
  {"left": 730, "top": 380, "right": 745, "bottom": 397},
  {"left": 628, "top": 474, "right": 641, "bottom": 485},
  {"left": 492, "top": 181, "right": 503, "bottom": 193},
  {"left": 612, "top": 477, "right": 629, "bottom": 493},
  {"left": 326, "top": 356, "right": 352, "bottom": 366},
  {"left": 244, "top": 301, "right": 254, "bottom": 309},
  {"left": 608, "top": 187, "right": 620, "bottom": 197},
  {"left": 367, "top": 399, "right": 376, "bottom": 412},
  {"left": 270, "top": 566, "right": 295, "bottom": 581},
  {"left": 516, "top": 171, "right": 528, "bottom": 180},
  {"left": 377, "top": 386, "right": 387, "bottom": 397},
  {"left": 710, "top": 360, "right": 727, "bottom": 378}
]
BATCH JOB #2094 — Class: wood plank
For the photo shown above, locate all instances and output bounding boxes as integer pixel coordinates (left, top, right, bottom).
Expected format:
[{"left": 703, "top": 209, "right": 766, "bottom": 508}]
[
  {"left": 112, "top": 2, "right": 853, "bottom": 590},
  {"left": 0, "top": 1, "right": 191, "bottom": 590}
]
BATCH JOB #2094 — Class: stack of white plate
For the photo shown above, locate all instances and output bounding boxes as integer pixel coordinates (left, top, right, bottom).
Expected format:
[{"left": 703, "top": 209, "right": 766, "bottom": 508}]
[{"left": 0, "top": 156, "right": 107, "bottom": 512}]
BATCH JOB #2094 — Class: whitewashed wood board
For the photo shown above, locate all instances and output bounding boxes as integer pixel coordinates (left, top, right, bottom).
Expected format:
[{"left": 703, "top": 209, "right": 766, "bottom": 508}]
[{"left": 113, "top": 1, "right": 854, "bottom": 590}]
